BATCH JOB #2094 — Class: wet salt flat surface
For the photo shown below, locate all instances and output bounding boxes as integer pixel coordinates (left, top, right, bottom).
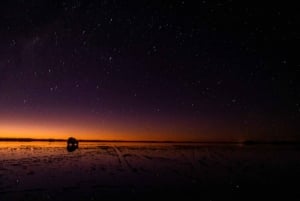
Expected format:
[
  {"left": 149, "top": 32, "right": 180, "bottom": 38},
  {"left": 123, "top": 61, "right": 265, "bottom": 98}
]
[{"left": 0, "top": 142, "right": 300, "bottom": 200}]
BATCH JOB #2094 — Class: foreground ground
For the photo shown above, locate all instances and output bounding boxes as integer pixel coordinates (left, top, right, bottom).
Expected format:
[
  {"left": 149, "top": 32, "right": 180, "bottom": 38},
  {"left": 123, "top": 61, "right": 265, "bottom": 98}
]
[{"left": 0, "top": 142, "right": 299, "bottom": 200}]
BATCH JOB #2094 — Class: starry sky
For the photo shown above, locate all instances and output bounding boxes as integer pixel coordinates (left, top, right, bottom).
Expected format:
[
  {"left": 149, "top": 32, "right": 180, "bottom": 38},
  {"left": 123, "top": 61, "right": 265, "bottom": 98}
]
[{"left": 0, "top": 0, "right": 299, "bottom": 141}]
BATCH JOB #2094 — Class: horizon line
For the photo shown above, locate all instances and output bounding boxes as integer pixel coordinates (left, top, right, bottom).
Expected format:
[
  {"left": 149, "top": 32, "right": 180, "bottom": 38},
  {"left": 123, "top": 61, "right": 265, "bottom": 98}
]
[{"left": 0, "top": 137, "right": 300, "bottom": 145}]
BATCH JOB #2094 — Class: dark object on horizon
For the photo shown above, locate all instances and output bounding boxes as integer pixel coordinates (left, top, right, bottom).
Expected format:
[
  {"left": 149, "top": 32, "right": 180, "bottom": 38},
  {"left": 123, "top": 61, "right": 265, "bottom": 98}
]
[{"left": 67, "top": 137, "right": 79, "bottom": 152}]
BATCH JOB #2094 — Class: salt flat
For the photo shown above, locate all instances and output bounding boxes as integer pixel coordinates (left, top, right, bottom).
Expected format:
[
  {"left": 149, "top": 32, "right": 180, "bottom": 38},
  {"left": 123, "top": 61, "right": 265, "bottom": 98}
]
[{"left": 0, "top": 142, "right": 299, "bottom": 200}]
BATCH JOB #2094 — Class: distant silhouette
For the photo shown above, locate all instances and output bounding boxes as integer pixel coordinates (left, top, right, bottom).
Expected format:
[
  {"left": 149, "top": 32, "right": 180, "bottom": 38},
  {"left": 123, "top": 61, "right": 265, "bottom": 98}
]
[{"left": 67, "top": 137, "right": 79, "bottom": 152}]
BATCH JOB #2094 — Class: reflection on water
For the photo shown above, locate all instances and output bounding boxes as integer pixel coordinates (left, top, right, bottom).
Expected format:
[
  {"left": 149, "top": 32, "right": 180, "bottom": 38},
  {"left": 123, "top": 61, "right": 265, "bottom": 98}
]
[
  {"left": 0, "top": 141, "right": 66, "bottom": 148},
  {"left": 0, "top": 141, "right": 299, "bottom": 200}
]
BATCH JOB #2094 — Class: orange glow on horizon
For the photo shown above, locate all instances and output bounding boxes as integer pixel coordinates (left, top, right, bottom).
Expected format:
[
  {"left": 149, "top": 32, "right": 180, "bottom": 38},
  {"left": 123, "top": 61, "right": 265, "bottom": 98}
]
[
  {"left": 0, "top": 113, "right": 246, "bottom": 142},
  {"left": 0, "top": 120, "right": 233, "bottom": 142},
  {"left": 0, "top": 120, "right": 202, "bottom": 141}
]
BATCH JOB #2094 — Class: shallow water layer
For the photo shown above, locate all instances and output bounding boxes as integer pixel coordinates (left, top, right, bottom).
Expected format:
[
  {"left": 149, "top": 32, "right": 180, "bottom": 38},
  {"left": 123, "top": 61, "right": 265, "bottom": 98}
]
[{"left": 0, "top": 142, "right": 299, "bottom": 200}]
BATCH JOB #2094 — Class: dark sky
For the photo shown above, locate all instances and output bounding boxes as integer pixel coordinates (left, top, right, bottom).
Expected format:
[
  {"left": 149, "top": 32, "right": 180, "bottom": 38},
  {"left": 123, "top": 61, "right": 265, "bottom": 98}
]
[{"left": 0, "top": 0, "right": 299, "bottom": 141}]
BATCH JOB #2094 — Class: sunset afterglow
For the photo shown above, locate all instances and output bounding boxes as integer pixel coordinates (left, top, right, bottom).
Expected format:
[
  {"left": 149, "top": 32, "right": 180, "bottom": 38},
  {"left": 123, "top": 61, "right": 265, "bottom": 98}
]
[{"left": 0, "top": 1, "right": 298, "bottom": 142}]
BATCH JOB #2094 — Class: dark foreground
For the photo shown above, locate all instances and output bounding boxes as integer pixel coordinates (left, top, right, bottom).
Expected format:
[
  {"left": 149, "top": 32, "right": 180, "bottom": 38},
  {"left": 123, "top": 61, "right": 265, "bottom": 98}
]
[{"left": 0, "top": 142, "right": 299, "bottom": 200}]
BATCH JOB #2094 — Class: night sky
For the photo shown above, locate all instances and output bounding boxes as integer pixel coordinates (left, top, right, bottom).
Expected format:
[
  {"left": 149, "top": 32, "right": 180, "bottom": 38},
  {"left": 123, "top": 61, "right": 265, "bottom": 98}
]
[{"left": 0, "top": 1, "right": 299, "bottom": 141}]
